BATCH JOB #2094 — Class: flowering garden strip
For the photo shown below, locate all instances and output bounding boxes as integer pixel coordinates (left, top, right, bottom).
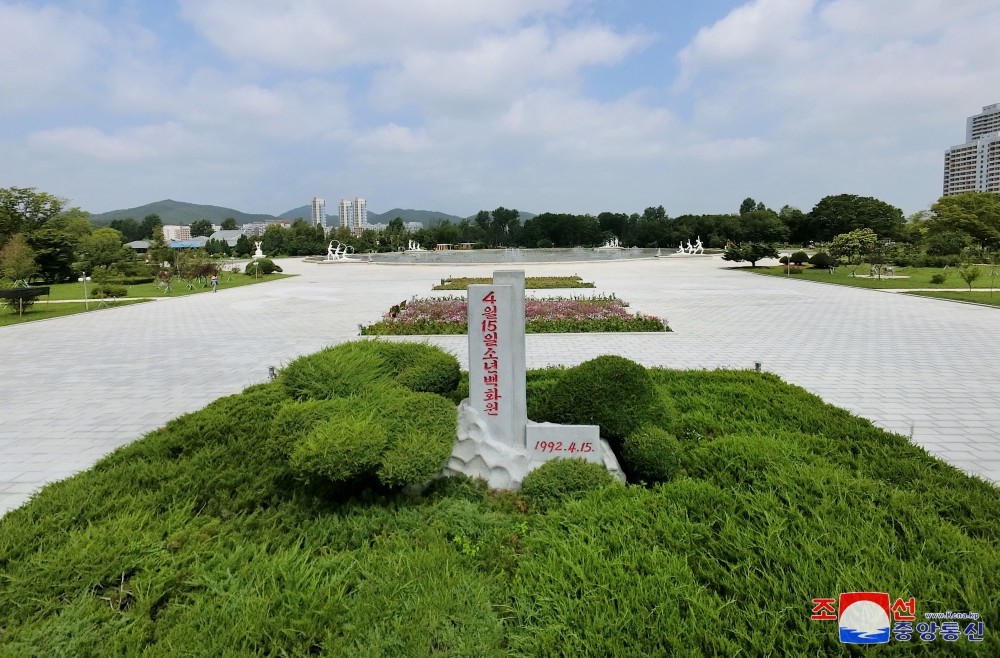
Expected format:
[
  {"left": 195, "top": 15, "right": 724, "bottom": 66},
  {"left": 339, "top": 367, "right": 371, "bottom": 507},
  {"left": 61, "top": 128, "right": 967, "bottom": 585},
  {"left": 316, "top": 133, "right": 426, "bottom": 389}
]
[
  {"left": 433, "top": 275, "right": 595, "bottom": 290},
  {"left": 360, "top": 296, "right": 668, "bottom": 335}
]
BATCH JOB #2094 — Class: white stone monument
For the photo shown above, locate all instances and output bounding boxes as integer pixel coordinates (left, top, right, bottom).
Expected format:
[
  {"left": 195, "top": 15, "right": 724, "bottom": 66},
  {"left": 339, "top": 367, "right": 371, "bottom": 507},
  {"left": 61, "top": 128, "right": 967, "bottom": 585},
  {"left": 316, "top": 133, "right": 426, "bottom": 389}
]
[
  {"left": 444, "top": 270, "right": 625, "bottom": 489},
  {"left": 253, "top": 241, "right": 265, "bottom": 258}
]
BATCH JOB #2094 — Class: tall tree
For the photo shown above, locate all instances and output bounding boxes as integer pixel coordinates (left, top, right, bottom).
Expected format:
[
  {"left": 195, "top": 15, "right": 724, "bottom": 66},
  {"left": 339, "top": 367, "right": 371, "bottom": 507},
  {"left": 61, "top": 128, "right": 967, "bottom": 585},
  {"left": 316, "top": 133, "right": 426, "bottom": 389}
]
[
  {"left": 76, "top": 228, "right": 131, "bottom": 272},
  {"left": 0, "top": 187, "right": 64, "bottom": 248},
  {"left": 809, "top": 194, "right": 905, "bottom": 242},
  {"left": 928, "top": 192, "right": 1000, "bottom": 249},
  {"left": 110, "top": 218, "right": 144, "bottom": 242},
  {"left": 737, "top": 209, "right": 789, "bottom": 244},
  {"left": 140, "top": 214, "right": 162, "bottom": 240},
  {"left": 221, "top": 217, "right": 238, "bottom": 231},
  {"left": 828, "top": 228, "right": 878, "bottom": 276},
  {"left": 0, "top": 234, "right": 39, "bottom": 283},
  {"left": 739, "top": 197, "right": 758, "bottom": 216},
  {"left": 189, "top": 219, "right": 214, "bottom": 237}
]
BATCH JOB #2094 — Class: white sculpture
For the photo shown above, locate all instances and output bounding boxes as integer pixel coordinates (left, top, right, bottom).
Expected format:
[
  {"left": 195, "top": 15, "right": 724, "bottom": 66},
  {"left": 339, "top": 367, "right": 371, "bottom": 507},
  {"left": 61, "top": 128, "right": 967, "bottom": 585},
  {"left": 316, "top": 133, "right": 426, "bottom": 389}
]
[
  {"left": 596, "top": 236, "right": 623, "bottom": 250},
  {"left": 406, "top": 239, "right": 425, "bottom": 252},
  {"left": 693, "top": 237, "right": 704, "bottom": 254},
  {"left": 443, "top": 271, "right": 625, "bottom": 489},
  {"left": 324, "top": 240, "right": 356, "bottom": 261},
  {"left": 253, "top": 241, "right": 265, "bottom": 258},
  {"left": 677, "top": 242, "right": 685, "bottom": 253}
]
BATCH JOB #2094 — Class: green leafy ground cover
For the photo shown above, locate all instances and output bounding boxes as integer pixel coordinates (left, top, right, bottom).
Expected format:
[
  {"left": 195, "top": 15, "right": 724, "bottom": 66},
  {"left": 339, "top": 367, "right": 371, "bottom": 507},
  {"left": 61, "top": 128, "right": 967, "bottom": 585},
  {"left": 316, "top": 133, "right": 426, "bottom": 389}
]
[
  {"left": 434, "top": 275, "right": 595, "bottom": 290},
  {"left": 747, "top": 265, "right": 1000, "bottom": 290},
  {"left": 40, "top": 273, "right": 293, "bottom": 300},
  {"left": 905, "top": 291, "right": 1000, "bottom": 307},
  {"left": 1, "top": 341, "right": 997, "bottom": 656},
  {"left": 361, "top": 296, "right": 668, "bottom": 335},
  {"left": 0, "top": 300, "right": 150, "bottom": 327}
]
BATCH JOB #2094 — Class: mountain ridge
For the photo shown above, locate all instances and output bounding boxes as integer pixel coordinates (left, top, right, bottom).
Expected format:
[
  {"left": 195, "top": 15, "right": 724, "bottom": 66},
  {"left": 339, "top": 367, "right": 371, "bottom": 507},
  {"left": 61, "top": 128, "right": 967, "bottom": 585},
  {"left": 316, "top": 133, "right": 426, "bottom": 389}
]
[{"left": 91, "top": 199, "right": 535, "bottom": 228}]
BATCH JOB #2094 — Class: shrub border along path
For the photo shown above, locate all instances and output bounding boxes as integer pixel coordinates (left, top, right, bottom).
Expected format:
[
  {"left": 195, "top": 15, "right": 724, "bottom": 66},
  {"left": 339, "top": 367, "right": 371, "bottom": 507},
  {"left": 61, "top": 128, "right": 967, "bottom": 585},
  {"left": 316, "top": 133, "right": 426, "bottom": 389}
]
[{"left": 2, "top": 255, "right": 999, "bottom": 517}]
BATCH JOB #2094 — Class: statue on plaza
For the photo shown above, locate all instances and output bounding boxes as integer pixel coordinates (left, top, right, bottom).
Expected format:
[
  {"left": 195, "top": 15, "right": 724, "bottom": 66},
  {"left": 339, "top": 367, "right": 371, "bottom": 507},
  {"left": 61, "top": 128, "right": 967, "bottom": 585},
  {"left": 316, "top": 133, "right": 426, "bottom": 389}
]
[
  {"left": 253, "top": 241, "right": 265, "bottom": 258},
  {"left": 693, "top": 237, "right": 704, "bottom": 254}
]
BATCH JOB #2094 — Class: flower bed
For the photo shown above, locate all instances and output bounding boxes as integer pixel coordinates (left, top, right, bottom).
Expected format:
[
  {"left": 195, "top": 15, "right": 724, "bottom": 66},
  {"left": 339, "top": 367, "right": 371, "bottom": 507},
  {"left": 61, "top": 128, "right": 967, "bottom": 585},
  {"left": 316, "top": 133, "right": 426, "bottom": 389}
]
[
  {"left": 433, "top": 275, "right": 595, "bottom": 290},
  {"left": 361, "top": 295, "right": 668, "bottom": 334}
]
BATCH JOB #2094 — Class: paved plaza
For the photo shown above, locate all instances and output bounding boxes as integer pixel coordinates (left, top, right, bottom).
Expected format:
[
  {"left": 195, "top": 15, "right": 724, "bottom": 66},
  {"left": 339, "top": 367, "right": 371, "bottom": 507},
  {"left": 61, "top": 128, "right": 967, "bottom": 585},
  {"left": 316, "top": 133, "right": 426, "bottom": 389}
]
[{"left": 2, "top": 255, "right": 999, "bottom": 516}]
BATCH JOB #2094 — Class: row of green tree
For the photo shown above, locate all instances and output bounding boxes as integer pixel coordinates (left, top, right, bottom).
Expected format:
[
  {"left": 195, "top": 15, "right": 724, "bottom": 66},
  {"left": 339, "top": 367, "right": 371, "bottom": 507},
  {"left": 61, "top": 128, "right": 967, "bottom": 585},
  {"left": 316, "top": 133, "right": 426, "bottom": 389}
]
[{"left": 4, "top": 187, "right": 1000, "bottom": 282}]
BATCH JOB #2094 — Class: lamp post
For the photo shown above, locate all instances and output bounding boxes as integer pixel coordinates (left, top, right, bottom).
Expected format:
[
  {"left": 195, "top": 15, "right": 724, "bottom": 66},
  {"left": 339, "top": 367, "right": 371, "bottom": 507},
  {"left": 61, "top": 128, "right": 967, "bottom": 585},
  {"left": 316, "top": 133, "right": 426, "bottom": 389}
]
[{"left": 78, "top": 272, "right": 92, "bottom": 310}]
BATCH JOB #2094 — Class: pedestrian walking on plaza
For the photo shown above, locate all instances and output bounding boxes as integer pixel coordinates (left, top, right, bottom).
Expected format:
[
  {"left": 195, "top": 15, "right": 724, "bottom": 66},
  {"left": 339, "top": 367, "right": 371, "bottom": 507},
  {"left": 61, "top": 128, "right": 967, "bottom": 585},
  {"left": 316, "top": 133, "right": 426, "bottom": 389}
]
[{"left": 210, "top": 274, "right": 218, "bottom": 292}]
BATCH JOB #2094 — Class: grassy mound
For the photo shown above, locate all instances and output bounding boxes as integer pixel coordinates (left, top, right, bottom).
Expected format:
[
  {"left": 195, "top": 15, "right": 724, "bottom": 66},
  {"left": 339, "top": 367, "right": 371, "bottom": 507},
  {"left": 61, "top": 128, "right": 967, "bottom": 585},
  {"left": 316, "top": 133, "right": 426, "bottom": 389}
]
[{"left": 1, "top": 354, "right": 998, "bottom": 655}]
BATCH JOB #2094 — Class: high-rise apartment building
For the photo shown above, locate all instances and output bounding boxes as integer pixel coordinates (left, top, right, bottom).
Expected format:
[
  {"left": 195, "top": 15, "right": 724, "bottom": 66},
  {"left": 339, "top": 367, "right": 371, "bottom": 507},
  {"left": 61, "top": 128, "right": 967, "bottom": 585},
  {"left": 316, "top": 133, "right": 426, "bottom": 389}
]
[
  {"left": 311, "top": 197, "right": 326, "bottom": 229},
  {"left": 338, "top": 197, "right": 368, "bottom": 235},
  {"left": 943, "top": 103, "right": 1000, "bottom": 196}
]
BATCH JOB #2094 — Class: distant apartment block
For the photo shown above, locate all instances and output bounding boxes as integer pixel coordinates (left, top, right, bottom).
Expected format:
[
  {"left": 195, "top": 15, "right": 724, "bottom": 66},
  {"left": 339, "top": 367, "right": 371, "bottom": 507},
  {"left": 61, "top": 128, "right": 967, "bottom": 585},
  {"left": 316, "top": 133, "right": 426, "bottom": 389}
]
[
  {"left": 161, "top": 225, "right": 191, "bottom": 241},
  {"left": 241, "top": 220, "right": 291, "bottom": 237},
  {"left": 944, "top": 103, "right": 1000, "bottom": 196},
  {"left": 311, "top": 197, "right": 327, "bottom": 229},
  {"left": 338, "top": 197, "right": 368, "bottom": 235}
]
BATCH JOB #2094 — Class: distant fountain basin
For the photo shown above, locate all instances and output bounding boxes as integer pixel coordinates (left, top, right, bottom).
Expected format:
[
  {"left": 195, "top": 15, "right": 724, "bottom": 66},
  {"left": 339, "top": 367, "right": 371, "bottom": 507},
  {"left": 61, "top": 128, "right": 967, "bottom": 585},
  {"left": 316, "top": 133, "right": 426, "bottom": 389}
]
[{"left": 362, "top": 247, "right": 664, "bottom": 265}]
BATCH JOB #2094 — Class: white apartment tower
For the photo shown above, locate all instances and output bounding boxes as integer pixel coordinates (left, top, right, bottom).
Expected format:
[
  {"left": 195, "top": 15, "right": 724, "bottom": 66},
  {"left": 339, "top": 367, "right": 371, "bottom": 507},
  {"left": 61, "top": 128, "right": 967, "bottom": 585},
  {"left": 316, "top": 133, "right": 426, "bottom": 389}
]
[
  {"left": 311, "top": 197, "right": 326, "bottom": 229},
  {"left": 943, "top": 104, "right": 1000, "bottom": 196},
  {"left": 338, "top": 197, "right": 368, "bottom": 235}
]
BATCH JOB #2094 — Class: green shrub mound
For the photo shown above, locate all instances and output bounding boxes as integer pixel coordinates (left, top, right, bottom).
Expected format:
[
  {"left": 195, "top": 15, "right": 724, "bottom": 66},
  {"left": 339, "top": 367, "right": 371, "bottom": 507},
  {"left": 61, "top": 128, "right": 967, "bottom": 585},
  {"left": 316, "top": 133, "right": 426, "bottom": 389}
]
[
  {"left": 289, "top": 414, "right": 390, "bottom": 483},
  {"left": 4, "top": 355, "right": 1000, "bottom": 656},
  {"left": 280, "top": 341, "right": 460, "bottom": 401},
  {"left": 808, "top": 251, "right": 835, "bottom": 268},
  {"left": 539, "top": 355, "right": 664, "bottom": 441},
  {"left": 283, "top": 384, "right": 457, "bottom": 489},
  {"left": 620, "top": 425, "right": 680, "bottom": 484},
  {"left": 520, "top": 458, "right": 617, "bottom": 509},
  {"left": 274, "top": 344, "right": 459, "bottom": 489},
  {"left": 789, "top": 250, "right": 809, "bottom": 265},
  {"left": 90, "top": 284, "right": 128, "bottom": 298},
  {"left": 245, "top": 258, "right": 282, "bottom": 275}
]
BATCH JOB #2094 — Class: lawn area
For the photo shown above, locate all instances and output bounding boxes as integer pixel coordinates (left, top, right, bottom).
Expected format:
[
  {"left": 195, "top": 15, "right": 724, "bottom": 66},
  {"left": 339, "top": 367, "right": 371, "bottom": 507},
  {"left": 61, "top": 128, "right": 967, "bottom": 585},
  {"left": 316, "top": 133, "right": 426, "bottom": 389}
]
[
  {"left": 746, "top": 264, "right": 1000, "bottom": 289},
  {"left": 905, "top": 290, "right": 1000, "bottom": 307},
  {"left": 41, "top": 272, "right": 293, "bottom": 300},
  {"left": 0, "top": 341, "right": 996, "bottom": 656},
  {"left": 0, "top": 300, "right": 150, "bottom": 327},
  {"left": 434, "top": 275, "right": 595, "bottom": 290}
]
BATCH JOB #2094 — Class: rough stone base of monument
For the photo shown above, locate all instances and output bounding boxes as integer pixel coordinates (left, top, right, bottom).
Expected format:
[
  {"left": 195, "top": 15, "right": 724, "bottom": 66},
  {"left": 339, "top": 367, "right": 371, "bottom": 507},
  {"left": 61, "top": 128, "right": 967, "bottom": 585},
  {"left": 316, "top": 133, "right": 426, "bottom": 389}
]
[{"left": 443, "top": 401, "right": 626, "bottom": 490}]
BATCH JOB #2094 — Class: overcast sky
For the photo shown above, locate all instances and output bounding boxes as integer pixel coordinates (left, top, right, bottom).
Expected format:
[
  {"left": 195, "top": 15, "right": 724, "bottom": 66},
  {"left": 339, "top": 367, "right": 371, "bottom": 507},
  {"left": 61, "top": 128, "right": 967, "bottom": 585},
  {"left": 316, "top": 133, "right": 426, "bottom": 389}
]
[{"left": 2, "top": 0, "right": 998, "bottom": 218}]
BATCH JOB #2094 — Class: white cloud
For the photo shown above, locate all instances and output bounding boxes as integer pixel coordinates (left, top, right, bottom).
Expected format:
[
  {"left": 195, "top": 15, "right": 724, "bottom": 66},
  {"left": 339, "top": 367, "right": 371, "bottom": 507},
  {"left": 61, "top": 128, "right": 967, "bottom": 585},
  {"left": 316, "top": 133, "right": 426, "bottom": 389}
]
[
  {"left": 179, "top": 0, "right": 575, "bottom": 70},
  {"left": 26, "top": 123, "right": 217, "bottom": 161},
  {"left": 677, "top": 0, "right": 817, "bottom": 83},
  {"left": 371, "top": 25, "right": 649, "bottom": 111},
  {"left": 498, "top": 90, "right": 673, "bottom": 160},
  {"left": 355, "top": 123, "right": 431, "bottom": 153},
  {"left": 0, "top": 4, "right": 110, "bottom": 112}
]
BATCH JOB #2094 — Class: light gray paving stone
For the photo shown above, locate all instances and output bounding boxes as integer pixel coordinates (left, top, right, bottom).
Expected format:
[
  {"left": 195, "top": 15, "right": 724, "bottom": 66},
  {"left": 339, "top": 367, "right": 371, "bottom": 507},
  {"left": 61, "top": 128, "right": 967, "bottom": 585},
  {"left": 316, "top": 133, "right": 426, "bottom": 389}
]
[{"left": 2, "top": 255, "right": 999, "bottom": 517}]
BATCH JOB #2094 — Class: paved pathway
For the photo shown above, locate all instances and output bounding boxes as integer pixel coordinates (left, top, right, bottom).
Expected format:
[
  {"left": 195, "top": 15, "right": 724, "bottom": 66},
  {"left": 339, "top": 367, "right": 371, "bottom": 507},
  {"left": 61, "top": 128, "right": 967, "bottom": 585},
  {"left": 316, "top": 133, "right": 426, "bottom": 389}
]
[{"left": 2, "top": 256, "right": 998, "bottom": 516}]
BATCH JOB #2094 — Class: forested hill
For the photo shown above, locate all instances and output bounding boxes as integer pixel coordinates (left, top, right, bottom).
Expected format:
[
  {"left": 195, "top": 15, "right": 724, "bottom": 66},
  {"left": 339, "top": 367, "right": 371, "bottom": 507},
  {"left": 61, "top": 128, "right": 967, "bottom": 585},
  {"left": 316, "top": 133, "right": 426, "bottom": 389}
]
[{"left": 89, "top": 200, "right": 280, "bottom": 225}]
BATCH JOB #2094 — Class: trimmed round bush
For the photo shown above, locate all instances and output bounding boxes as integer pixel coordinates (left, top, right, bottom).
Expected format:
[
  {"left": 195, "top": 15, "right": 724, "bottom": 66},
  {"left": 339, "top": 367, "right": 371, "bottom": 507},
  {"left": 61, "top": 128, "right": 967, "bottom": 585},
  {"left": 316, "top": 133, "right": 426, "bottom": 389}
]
[
  {"left": 808, "top": 252, "right": 835, "bottom": 268},
  {"left": 289, "top": 415, "right": 389, "bottom": 483},
  {"left": 778, "top": 256, "right": 789, "bottom": 265},
  {"left": 790, "top": 251, "right": 809, "bottom": 265},
  {"left": 385, "top": 343, "right": 461, "bottom": 396},
  {"left": 620, "top": 425, "right": 681, "bottom": 484},
  {"left": 281, "top": 341, "right": 460, "bottom": 401},
  {"left": 246, "top": 258, "right": 282, "bottom": 275},
  {"left": 90, "top": 284, "right": 128, "bottom": 299},
  {"left": 542, "top": 355, "right": 662, "bottom": 442},
  {"left": 520, "top": 458, "right": 615, "bottom": 508}
]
